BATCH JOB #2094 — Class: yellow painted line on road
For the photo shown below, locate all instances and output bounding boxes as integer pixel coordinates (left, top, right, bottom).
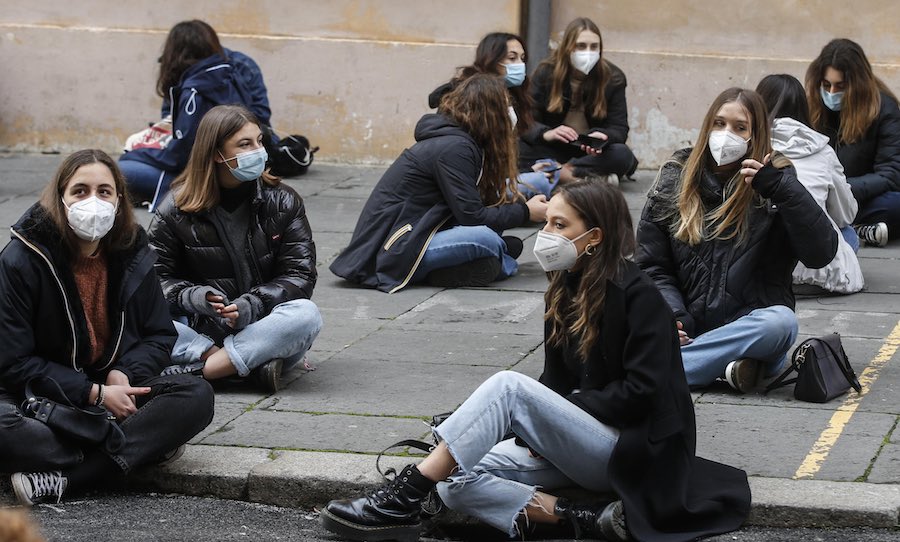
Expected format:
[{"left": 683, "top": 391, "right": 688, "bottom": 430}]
[{"left": 793, "top": 320, "right": 900, "bottom": 479}]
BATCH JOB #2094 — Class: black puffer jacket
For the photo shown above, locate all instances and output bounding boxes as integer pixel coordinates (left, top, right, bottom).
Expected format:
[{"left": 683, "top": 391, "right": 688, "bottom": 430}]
[
  {"left": 528, "top": 60, "right": 630, "bottom": 145},
  {"left": 329, "top": 113, "right": 529, "bottom": 293},
  {"left": 148, "top": 180, "right": 316, "bottom": 335},
  {"left": 635, "top": 149, "right": 837, "bottom": 337},
  {"left": 0, "top": 204, "right": 176, "bottom": 406},
  {"left": 820, "top": 92, "right": 900, "bottom": 204}
]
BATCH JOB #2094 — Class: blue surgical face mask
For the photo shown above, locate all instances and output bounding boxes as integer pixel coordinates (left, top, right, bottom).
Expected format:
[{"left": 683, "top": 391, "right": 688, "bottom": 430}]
[
  {"left": 820, "top": 86, "right": 844, "bottom": 112},
  {"left": 219, "top": 147, "right": 268, "bottom": 182},
  {"left": 504, "top": 62, "right": 526, "bottom": 87}
]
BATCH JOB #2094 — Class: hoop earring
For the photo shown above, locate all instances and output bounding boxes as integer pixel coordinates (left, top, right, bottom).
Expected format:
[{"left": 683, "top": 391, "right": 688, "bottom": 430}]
[{"left": 584, "top": 244, "right": 596, "bottom": 256}]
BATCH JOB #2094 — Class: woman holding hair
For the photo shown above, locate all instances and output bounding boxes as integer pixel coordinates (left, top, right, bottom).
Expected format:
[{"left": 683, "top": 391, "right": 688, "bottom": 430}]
[
  {"left": 330, "top": 74, "right": 548, "bottom": 292},
  {"left": 322, "top": 180, "right": 751, "bottom": 542},
  {"left": 636, "top": 88, "right": 837, "bottom": 392},
  {"left": 428, "top": 32, "right": 559, "bottom": 198},
  {"left": 521, "top": 17, "right": 638, "bottom": 185},
  {"left": 0, "top": 149, "right": 214, "bottom": 506},
  {"left": 806, "top": 38, "right": 900, "bottom": 247},
  {"left": 756, "top": 74, "right": 864, "bottom": 294},
  {"left": 149, "top": 105, "right": 321, "bottom": 393},
  {"left": 120, "top": 19, "right": 273, "bottom": 210}
]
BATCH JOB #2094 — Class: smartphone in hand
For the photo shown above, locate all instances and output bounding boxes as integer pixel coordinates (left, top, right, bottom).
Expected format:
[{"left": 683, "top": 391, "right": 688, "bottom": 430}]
[{"left": 569, "top": 134, "right": 608, "bottom": 151}]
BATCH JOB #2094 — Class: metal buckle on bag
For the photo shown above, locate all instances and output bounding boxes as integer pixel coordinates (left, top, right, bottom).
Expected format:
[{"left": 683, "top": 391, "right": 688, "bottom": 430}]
[{"left": 794, "top": 343, "right": 810, "bottom": 367}]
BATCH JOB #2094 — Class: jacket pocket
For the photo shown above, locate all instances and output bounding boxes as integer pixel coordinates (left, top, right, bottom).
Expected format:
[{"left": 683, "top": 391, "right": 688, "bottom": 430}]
[{"left": 383, "top": 224, "right": 412, "bottom": 251}]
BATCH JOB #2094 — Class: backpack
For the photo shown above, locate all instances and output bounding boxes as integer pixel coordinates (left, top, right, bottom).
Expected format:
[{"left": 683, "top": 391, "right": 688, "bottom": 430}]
[{"left": 263, "top": 127, "right": 318, "bottom": 178}]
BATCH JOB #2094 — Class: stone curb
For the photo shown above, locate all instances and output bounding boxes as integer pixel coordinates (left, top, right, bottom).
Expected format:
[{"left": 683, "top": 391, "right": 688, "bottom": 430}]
[{"left": 128, "top": 445, "right": 900, "bottom": 529}]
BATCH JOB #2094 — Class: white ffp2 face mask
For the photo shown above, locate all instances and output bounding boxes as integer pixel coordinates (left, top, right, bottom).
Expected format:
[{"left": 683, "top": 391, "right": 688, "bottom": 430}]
[
  {"left": 707, "top": 130, "right": 749, "bottom": 167},
  {"left": 63, "top": 196, "right": 117, "bottom": 242},
  {"left": 570, "top": 50, "right": 600, "bottom": 75},
  {"left": 532, "top": 228, "right": 596, "bottom": 272}
]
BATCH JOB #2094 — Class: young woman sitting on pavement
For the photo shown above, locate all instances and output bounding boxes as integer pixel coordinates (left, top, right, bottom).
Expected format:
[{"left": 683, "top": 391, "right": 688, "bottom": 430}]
[
  {"left": 321, "top": 180, "right": 751, "bottom": 542},
  {"left": 635, "top": 87, "right": 838, "bottom": 393},
  {"left": 330, "top": 73, "right": 549, "bottom": 292},
  {"left": 148, "top": 104, "right": 321, "bottom": 393},
  {"left": 428, "top": 31, "right": 560, "bottom": 198},
  {"left": 120, "top": 19, "right": 274, "bottom": 210},
  {"left": 520, "top": 17, "right": 639, "bottom": 186},
  {"left": 0, "top": 149, "right": 214, "bottom": 506},
  {"left": 806, "top": 38, "right": 900, "bottom": 247},
  {"left": 756, "top": 73, "right": 864, "bottom": 294}
]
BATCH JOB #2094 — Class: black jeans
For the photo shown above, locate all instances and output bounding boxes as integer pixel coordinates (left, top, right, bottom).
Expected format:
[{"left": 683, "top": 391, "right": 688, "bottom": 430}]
[
  {"left": 518, "top": 139, "right": 638, "bottom": 178},
  {"left": 0, "top": 374, "right": 214, "bottom": 475}
]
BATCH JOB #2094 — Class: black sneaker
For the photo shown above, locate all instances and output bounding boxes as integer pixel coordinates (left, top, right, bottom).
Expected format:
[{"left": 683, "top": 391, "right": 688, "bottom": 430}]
[
  {"left": 11, "top": 471, "right": 68, "bottom": 506},
  {"left": 854, "top": 222, "right": 888, "bottom": 247},
  {"left": 157, "top": 444, "right": 186, "bottom": 466},
  {"left": 502, "top": 236, "right": 524, "bottom": 259},
  {"left": 251, "top": 358, "right": 283, "bottom": 393},
  {"left": 425, "top": 257, "right": 502, "bottom": 288},
  {"left": 554, "top": 497, "right": 607, "bottom": 539},
  {"left": 321, "top": 464, "right": 431, "bottom": 542},
  {"left": 160, "top": 361, "right": 205, "bottom": 377},
  {"left": 599, "top": 500, "right": 631, "bottom": 541}
]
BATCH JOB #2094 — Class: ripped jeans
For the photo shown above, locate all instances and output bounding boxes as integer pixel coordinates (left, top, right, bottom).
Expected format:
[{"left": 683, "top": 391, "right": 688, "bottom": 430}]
[{"left": 433, "top": 371, "right": 619, "bottom": 536}]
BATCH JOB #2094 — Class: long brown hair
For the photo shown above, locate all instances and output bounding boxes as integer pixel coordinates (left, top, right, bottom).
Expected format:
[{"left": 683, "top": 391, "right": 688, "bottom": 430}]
[
  {"left": 438, "top": 74, "right": 521, "bottom": 206},
  {"left": 171, "top": 104, "right": 279, "bottom": 213},
  {"left": 806, "top": 38, "right": 897, "bottom": 144},
  {"left": 39, "top": 149, "right": 138, "bottom": 255},
  {"left": 538, "top": 17, "right": 613, "bottom": 120},
  {"left": 449, "top": 32, "right": 535, "bottom": 134},
  {"left": 544, "top": 179, "right": 635, "bottom": 360},
  {"left": 156, "top": 20, "right": 224, "bottom": 98},
  {"left": 672, "top": 88, "right": 770, "bottom": 245}
]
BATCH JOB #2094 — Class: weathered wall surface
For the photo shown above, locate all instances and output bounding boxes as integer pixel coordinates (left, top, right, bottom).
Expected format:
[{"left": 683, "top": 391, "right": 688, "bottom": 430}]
[{"left": 2, "top": 1, "right": 899, "bottom": 168}]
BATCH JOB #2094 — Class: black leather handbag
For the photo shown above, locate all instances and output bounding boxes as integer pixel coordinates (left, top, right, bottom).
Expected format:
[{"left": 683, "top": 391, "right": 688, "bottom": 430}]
[
  {"left": 21, "top": 376, "right": 126, "bottom": 453},
  {"left": 765, "top": 333, "right": 862, "bottom": 403}
]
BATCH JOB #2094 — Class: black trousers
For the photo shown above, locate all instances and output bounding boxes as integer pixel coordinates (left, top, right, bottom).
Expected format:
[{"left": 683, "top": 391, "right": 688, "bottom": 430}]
[{"left": 518, "top": 139, "right": 638, "bottom": 178}]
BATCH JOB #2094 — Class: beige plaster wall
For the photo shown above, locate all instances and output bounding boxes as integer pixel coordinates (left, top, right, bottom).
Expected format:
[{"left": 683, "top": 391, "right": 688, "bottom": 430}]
[{"left": 2, "top": 1, "right": 900, "bottom": 168}]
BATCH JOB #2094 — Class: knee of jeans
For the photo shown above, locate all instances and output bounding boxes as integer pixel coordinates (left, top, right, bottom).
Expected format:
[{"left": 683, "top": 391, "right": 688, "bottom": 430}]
[
  {"left": 485, "top": 370, "right": 528, "bottom": 393},
  {"left": 275, "top": 299, "right": 323, "bottom": 336},
  {"left": 760, "top": 306, "right": 798, "bottom": 340}
]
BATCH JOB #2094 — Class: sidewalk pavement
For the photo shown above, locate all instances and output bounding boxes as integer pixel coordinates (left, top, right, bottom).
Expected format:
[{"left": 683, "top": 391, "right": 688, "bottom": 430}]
[{"left": 0, "top": 153, "right": 898, "bottom": 530}]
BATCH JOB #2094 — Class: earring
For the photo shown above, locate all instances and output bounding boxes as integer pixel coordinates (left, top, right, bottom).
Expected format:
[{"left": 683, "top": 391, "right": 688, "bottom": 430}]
[{"left": 585, "top": 244, "right": 596, "bottom": 256}]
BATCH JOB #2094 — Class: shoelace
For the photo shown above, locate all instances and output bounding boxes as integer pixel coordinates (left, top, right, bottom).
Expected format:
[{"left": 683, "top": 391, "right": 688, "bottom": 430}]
[{"left": 29, "top": 471, "right": 65, "bottom": 504}]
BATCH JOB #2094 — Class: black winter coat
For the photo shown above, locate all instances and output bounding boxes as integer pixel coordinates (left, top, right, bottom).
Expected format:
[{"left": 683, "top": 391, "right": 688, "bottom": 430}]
[
  {"left": 635, "top": 149, "right": 837, "bottom": 337},
  {"left": 528, "top": 60, "right": 630, "bottom": 145},
  {"left": 0, "top": 204, "right": 176, "bottom": 406},
  {"left": 329, "top": 114, "right": 530, "bottom": 293},
  {"left": 540, "top": 262, "right": 750, "bottom": 541},
  {"left": 820, "top": 92, "right": 900, "bottom": 204},
  {"left": 148, "top": 180, "right": 316, "bottom": 337}
]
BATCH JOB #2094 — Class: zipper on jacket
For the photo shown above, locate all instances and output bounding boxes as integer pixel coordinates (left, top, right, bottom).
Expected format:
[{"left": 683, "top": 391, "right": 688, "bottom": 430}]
[
  {"left": 96, "top": 310, "right": 126, "bottom": 372},
  {"left": 383, "top": 224, "right": 412, "bottom": 251},
  {"left": 389, "top": 216, "right": 450, "bottom": 294},
  {"left": 12, "top": 230, "right": 80, "bottom": 371}
]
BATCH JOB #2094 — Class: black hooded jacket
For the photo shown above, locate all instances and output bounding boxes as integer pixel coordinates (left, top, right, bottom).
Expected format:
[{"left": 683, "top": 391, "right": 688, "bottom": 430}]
[
  {"left": 329, "top": 114, "right": 530, "bottom": 292},
  {"left": 635, "top": 149, "right": 838, "bottom": 337},
  {"left": 0, "top": 204, "right": 176, "bottom": 406}
]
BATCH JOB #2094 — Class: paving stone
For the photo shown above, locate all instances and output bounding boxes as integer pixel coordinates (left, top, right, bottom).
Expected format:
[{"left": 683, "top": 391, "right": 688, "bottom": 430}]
[
  {"left": 509, "top": 349, "right": 545, "bottom": 380},
  {"left": 868, "top": 441, "right": 900, "bottom": 483},
  {"left": 314, "top": 274, "right": 442, "bottom": 318},
  {"left": 200, "top": 410, "right": 428, "bottom": 453},
  {"left": 311, "top": 231, "right": 352, "bottom": 267},
  {"left": 336, "top": 327, "right": 541, "bottom": 367},
  {"left": 191, "top": 401, "right": 248, "bottom": 445},
  {"left": 795, "top": 307, "right": 900, "bottom": 339},
  {"left": 811, "top": 411, "right": 898, "bottom": 481},
  {"left": 303, "top": 194, "right": 367, "bottom": 233},
  {"left": 310, "top": 306, "right": 386, "bottom": 353},
  {"left": 261, "top": 356, "right": 499, "bottom": 418},
  {"left": 390, "top": 289, "right": 546, "bottom": 335}
]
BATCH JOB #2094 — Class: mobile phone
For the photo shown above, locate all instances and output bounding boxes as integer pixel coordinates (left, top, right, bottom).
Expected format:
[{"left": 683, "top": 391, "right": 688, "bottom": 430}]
[
  {"left": 542, "top": 164, "right": 563, "bottom": 172},
  {"left": 569, "top": 134, "right": 608, "bottom": 150}
]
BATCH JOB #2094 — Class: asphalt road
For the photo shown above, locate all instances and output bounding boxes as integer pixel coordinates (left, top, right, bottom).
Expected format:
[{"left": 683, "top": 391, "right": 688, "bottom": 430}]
[{"left": 21, "top": 494, "right": 900, "bottom": 542}]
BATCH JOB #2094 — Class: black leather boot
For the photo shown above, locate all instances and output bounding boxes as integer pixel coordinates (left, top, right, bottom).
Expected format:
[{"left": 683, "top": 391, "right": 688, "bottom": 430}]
[
  {"left": 321, "top": 464, "right": 433, "bottom": 541},
  {"left": 554, "top": 497, "right": 630, "bottom": 540}
]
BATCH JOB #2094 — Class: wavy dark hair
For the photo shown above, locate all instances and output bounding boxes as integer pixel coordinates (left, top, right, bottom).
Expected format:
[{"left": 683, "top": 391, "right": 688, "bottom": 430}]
[
  {"left": 449, "top": 32, "right": 535, "bottom": 134},
  {"left": 39, "top": 149, "right": 138, "bottom": 255},
  {"left": 806, "top": 38, "right": 897, "bottom": 144},
  {"left": 544, "top": 179, "right": 635, "bottom": 360},
  {"left": 439, "top": 74, "right": 521, "bottom": 206},
  {"left": 156, "top": 20, "right": 224, "bottom": 98},
  {"left": 757, "top": 74, "right": 811, "bottom": 127}
]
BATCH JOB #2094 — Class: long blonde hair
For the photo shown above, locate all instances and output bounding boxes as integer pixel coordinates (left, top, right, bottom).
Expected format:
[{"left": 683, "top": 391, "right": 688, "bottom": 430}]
[
  {"left": 171, "top": 104, "right": 278, "bottom": 213},
  {"left": 806, "top": 38, "right": 897, "bottom": 145},
  {"left": 538, "top": 17, "right": 612, "bottom": 120},
  {"left": 673, "top": 88, "right": 771, "bottom": 245}
]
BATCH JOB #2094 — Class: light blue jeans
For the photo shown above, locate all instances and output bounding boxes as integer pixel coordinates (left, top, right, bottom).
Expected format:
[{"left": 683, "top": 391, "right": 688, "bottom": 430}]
[
  {"left": 681, "top": 305, "right": 798, "bottom": 387},
  {"left": 515, "top": 159, "right": 560, "bottom": 198},
  {"left": 118, "top": 158, "right": 176, "bottom": 212},
  {"left": 433, "top": 371, "right": 619, "bottom": 536},
  {"left": 840, "top": 225, "right": 860, "bottom": 253},
  {"left": 410, "top": 225, "right": 518, "bottom": 283},
  {"left": 172, "top": 299, "right": 323, "bottom": 377}
]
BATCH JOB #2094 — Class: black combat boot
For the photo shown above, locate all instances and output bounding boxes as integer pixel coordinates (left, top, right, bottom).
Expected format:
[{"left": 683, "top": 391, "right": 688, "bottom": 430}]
[
  {"left": 321, "top": 464, "right": 434, "bottom": 541},
  {"left": 553, "top": 497, "right": 606, "bottom": 539}
]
